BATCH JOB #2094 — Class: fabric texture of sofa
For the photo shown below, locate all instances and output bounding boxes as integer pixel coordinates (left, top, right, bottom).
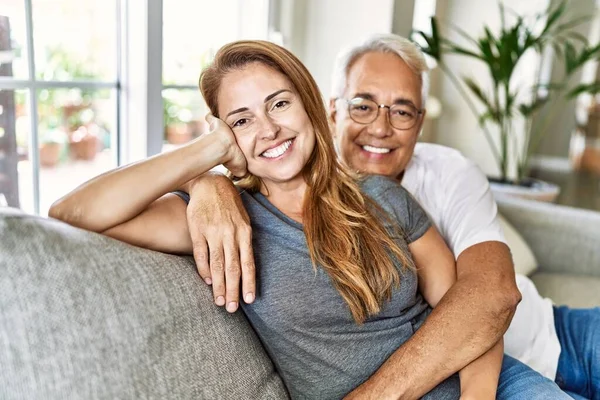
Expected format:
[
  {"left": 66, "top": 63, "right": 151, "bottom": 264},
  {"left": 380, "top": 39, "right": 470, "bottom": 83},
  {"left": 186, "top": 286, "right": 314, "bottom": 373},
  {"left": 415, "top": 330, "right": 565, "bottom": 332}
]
[
  {"left": 1, "top": 194, "right": 599, "bottom": 399},
  {"left": 496, "top": 195, "right": 600, "bottom": 308},
  {"left": 0, "top": 208, "right": 287, "bottom": 399}
]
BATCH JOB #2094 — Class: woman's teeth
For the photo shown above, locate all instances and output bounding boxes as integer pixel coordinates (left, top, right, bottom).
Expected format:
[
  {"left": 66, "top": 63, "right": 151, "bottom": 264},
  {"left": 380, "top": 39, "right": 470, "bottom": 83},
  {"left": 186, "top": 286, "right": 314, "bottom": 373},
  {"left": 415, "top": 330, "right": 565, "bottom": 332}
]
[
  {"left": 362, "top": 145, "right": 391, "bottom": 154},
  {"left": 262, "top": 139, "right": 293, "bottom": 158}
]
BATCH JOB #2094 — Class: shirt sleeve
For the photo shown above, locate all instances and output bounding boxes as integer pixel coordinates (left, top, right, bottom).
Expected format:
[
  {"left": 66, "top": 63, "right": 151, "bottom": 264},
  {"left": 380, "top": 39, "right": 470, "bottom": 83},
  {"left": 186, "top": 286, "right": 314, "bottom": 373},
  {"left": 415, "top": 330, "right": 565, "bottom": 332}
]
[
  {"left": 368, "top": 176, "right": 431, "bottom": 244},
  {"left": 440, "top": 158, "right": 506, "bottom": 259},
  {"left": 172, "top": 190, "right": 190, "bottom": 204}
]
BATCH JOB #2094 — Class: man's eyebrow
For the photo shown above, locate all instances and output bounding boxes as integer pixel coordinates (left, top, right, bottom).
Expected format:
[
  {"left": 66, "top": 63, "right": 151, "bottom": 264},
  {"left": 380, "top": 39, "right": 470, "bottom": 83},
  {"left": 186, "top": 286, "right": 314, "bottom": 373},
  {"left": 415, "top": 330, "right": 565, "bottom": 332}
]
[
  {"left": 352, "top": 92, "right": 418, "bottom": 108},
  {"left": 393, "top": 98, "right": 418, "bottom": 108},
  {"left": 352, "top": 92, "right": 375, "bottom": 101},
  {"left": 226, "top": 89, "right": 292, "bottom": 118}
]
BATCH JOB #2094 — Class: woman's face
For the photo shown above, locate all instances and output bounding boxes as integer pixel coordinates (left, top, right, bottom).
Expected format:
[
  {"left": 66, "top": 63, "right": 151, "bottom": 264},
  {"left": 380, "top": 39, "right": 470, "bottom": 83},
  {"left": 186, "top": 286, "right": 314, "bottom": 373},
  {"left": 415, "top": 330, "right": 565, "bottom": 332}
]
[{"left": 218, "top": 62, "right": 316, "bottom": 190}]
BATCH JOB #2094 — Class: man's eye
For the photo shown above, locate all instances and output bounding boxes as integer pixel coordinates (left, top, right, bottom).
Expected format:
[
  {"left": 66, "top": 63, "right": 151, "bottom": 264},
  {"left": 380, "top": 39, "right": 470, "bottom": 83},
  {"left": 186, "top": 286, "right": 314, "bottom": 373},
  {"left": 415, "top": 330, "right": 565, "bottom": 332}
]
[{"left": 233, "top": 118, "right": 248, "bottom": 127}]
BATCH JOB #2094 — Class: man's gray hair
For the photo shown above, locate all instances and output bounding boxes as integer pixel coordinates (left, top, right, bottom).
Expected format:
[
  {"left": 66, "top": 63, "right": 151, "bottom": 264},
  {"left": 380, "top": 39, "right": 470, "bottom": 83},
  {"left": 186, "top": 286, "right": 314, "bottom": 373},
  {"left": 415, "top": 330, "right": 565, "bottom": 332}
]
[{"left": 330, "top": 34, "right": 430, "bottom": 105}]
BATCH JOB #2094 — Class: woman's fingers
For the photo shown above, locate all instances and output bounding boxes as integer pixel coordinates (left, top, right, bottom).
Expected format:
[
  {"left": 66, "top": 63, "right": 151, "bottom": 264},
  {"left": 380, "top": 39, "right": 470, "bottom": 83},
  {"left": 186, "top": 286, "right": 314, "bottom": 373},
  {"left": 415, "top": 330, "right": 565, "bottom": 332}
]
[
  {"left": 239, "top": 226, "right": 256, "bottom": 304},
  {"left": 206, "top": 237, "right": 226, "bottom": 307}
]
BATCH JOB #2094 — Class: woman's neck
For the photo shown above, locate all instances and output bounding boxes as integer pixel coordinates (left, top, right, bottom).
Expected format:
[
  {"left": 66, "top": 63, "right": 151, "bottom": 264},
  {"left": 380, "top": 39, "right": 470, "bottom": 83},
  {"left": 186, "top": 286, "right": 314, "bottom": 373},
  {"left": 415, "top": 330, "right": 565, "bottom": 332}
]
[{"left": 260, "top": 178, "right": 307, "bottom": 223}]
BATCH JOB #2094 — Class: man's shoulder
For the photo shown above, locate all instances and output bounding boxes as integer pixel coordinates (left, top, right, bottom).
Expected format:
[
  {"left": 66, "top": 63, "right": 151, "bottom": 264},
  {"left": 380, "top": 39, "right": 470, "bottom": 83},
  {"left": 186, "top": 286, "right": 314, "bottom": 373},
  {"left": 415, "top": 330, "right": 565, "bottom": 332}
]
[
  {"left": 411, "top": 143, "right": 474, "bottom": 173},
  {"left": 407, "top": 143, "right": 484, "bottom": 187}
]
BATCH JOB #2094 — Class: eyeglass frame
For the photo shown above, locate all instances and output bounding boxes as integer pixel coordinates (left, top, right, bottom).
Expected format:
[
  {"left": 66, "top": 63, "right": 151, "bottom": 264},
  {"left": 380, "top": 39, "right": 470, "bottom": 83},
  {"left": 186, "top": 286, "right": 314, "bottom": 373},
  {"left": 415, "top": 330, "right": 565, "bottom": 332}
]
[{"left": 336, "top": 97, "right": 424, "bottom": 131}]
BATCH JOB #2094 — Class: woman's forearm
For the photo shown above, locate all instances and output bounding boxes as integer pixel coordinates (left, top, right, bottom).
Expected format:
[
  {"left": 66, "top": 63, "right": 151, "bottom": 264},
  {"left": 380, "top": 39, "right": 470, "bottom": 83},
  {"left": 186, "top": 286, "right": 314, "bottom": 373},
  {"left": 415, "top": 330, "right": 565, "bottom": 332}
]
[
  {"left": 49, "top": 134, "right": 228, "bottom": 232},
  {"left": 459, "top": 339, "right": 504, "bottom": 399}
]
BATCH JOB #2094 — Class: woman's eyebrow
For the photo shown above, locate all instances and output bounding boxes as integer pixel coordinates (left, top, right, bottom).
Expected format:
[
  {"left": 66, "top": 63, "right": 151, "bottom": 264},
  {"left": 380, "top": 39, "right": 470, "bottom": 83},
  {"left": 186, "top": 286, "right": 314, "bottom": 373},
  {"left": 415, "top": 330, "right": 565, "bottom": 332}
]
[
  {"left": 265, "top": 89, "right": 291, "bottom": 102},
  {"left": 226, "top": 89, "right": 292, "bottom": 118}
]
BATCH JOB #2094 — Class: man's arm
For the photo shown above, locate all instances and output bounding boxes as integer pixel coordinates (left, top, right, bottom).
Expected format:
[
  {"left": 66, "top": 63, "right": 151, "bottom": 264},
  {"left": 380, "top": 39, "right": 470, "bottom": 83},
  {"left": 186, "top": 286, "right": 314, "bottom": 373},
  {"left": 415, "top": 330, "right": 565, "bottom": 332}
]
[
  {"left": 346, "top": 241, "right": 519, "bottom": 399},
  {"left": 182, "top": 172, "right": 256, "bottom": 314}
]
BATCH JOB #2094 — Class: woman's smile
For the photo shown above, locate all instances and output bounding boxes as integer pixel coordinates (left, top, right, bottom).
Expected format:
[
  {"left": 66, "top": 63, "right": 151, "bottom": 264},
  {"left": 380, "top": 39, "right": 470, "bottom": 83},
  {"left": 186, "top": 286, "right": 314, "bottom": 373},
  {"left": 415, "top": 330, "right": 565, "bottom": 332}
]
[{"left": 260, "top": 138, "right": 295, "bottom": 159}]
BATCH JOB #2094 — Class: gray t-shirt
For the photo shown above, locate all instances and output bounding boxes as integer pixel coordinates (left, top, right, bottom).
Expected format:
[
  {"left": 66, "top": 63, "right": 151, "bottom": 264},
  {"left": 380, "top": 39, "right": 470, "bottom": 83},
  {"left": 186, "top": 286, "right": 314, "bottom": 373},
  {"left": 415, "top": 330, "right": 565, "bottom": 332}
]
[{"left": 177, "top": 175, "right": 460, "bottom": 399}]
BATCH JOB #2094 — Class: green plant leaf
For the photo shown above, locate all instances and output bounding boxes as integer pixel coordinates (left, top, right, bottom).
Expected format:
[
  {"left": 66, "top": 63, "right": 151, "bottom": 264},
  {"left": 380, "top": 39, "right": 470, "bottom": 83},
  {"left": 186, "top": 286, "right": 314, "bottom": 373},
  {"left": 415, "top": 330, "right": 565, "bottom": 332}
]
[
  {"left": 463, "top": 77, "right": 500, "bottom": 122},
  {"left": 518, "top": 97, "right": 548, "bottom": 117},
  {"left": 540, "top": 0, "right": 567, "bottom": 37},
  {"left": 567, "top": 82, "right": 600, "bottom": 98}
]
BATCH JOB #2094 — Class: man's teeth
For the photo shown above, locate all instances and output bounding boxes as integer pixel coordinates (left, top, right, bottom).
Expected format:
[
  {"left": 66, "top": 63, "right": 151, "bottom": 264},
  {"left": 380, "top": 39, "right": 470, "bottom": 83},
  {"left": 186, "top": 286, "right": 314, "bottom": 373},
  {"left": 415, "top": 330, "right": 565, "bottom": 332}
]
[
  {"left": 262, "top": 139, "right": 293, "bottom": 158},
  {"left": 362, "top": 145, "right": 391, "bottom": 154}
]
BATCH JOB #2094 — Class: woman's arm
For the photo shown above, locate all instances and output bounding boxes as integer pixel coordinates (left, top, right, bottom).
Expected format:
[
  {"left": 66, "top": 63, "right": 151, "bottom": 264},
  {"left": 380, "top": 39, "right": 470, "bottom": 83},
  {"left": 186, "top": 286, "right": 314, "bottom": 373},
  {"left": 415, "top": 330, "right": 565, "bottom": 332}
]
[
  {"left": 411, "top": 227, "right": 503, "bottom": 400},
  {"left": 49, "top": 115, "right": 245, "bottom": 254}
]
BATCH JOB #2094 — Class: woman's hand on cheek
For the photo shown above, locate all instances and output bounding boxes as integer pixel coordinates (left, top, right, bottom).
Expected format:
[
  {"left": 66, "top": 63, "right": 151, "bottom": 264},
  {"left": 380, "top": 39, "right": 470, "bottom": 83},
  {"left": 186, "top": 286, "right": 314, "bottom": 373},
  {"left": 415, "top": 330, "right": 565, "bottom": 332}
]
[{"left": 205, "top": 114, "right": 247, "bottom": 178}]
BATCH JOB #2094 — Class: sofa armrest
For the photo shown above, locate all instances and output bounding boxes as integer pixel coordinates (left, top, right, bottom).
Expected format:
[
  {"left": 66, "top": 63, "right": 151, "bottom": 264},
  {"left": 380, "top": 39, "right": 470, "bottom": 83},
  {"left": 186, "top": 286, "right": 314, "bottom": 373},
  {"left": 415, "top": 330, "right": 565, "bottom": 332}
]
[{"left": 496, "top": 195, "right": 600, "bottom": 276}]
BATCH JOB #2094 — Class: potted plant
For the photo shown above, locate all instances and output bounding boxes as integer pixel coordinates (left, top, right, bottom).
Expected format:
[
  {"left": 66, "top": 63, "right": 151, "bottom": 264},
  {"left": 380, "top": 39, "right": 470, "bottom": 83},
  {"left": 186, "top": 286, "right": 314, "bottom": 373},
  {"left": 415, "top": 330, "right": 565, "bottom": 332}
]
[
  {"left": 412, "top": 1, "right": 600, "bottom": 201},
  {"left": 39, "top": 126, "right": 67, "bottom": 168},
  {"left": 64, "top": 105, "right": 99, "bottom": 161},
  {"left": 163, "top": 94, "right": 193, "bottom": 145}
]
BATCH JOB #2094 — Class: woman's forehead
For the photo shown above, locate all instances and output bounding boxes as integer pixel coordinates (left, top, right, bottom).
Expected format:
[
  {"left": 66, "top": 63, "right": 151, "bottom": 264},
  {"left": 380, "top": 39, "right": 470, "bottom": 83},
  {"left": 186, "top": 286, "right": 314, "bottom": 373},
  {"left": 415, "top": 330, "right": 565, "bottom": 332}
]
[{"left": 218, "top": 64, "right": 295, "bottom": 114}]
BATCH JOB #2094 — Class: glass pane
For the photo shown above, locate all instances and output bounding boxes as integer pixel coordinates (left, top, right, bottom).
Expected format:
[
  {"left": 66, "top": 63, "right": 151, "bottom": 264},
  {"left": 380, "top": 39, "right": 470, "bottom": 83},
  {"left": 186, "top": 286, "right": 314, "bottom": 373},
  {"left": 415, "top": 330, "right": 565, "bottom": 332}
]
[
  {"left": 32, "top": 0, "right": 117, "bottom": 81},
  {"left": 163, "top": 0, "right": 269, "bottom": 85},
  {"left": 36, "top": 88, "right": 117, "bottom": 216},
  {"left": 162, "top": 89, "right": 208, "bottom": 152},
  {"left": 0, "top": 89, "right": 30, "bottom": 211},
  {"left": 1, "top": 0, "right": 29, "bottom": 79}
]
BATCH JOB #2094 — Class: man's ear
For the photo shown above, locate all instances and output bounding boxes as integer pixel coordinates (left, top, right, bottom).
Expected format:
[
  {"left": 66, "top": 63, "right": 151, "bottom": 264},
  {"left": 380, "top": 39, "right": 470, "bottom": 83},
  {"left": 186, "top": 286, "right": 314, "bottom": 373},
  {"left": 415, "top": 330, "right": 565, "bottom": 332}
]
[
  {"left": 416, "top": 108, "right": 427, "bottom": 137},
  {"left": 328, "top": 98, "right": 337, "bottom": 136}
]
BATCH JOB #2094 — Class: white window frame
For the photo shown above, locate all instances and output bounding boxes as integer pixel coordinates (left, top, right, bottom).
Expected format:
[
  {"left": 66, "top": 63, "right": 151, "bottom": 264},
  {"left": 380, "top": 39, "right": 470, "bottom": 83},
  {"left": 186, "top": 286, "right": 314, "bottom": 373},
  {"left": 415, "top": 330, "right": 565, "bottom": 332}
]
[
  {"left": 0, "top": 0, "right": 124, "bottom": 214},
  {"left": 1, "top": 0, "right": 272, "bottom": 215}
]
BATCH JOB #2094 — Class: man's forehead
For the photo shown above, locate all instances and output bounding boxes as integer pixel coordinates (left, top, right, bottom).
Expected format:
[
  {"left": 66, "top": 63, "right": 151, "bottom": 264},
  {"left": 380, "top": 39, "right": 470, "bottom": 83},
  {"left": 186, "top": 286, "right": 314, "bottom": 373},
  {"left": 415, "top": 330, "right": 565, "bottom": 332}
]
[{"left": 343, "top": 52, "right": 422, "bottom": 103}]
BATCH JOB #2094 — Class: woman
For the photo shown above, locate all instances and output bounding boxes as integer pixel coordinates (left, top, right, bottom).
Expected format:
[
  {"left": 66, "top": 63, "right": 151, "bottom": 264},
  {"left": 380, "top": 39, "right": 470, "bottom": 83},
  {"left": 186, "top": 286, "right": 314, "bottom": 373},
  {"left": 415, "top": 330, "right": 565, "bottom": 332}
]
[{"left": 50, "top": 40, "right": 502, "bottom": 399}]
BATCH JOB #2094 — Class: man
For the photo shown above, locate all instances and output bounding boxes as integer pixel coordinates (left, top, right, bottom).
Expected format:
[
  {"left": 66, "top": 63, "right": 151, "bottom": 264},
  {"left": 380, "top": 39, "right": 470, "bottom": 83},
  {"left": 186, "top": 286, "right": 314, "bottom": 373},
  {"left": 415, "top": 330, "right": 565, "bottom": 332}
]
[{"left": 180, "top": 35, "right": 588, "bottom": 398}]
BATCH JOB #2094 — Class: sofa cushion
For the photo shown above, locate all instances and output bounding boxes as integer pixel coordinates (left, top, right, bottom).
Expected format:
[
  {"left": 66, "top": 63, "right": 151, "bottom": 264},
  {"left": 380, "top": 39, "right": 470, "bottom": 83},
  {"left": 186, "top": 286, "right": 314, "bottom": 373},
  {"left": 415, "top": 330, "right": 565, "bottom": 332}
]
[
  {"left": 498, "top": 214, "right": 538, "bottom": 276},
  {"left": 0, "top": 209, "right": 288, "bottom": 400},
  {"left": 531, "top": 271, "right": 600, "bottom": 308}
]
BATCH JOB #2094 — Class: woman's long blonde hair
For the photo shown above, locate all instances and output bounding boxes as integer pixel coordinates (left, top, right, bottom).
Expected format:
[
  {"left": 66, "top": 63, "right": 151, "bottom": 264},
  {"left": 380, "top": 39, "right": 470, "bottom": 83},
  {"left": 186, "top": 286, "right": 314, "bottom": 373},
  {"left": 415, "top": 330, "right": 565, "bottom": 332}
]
[{"left": 200, "top": 40, "right": 413, "bottom": 323}]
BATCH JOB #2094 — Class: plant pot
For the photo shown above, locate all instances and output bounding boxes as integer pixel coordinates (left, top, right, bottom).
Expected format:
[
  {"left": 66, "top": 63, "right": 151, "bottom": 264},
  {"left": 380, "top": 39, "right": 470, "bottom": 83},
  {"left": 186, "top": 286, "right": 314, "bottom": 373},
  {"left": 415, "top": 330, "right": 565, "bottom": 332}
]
[
  {"left": 39, "top": 142, "right": 62, "bottom": 168},
  {"left": 488, "top": 177, "right": 561, "bottom": 203},
  {"left": 166, "top": 123, "right": 193, "bottom": 145},
  {"left": 69, "top": 125, "right": 99, "bottom": 161}
]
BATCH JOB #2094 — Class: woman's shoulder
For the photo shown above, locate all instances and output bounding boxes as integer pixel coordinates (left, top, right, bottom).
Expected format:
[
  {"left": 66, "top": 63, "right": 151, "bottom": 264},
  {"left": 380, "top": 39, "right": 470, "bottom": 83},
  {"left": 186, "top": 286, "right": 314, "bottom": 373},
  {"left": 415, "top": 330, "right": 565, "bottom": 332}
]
[{"left": 359, "top": 175, "right": 411, "bottom": 202}]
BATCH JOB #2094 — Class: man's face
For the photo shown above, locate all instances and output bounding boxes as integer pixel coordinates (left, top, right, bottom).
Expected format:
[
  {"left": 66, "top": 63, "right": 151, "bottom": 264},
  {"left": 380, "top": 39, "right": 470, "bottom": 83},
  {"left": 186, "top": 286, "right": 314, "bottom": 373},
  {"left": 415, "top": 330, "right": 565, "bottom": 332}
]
[{"left": 330, "top": 52, "right": 426, "bottom": 179}]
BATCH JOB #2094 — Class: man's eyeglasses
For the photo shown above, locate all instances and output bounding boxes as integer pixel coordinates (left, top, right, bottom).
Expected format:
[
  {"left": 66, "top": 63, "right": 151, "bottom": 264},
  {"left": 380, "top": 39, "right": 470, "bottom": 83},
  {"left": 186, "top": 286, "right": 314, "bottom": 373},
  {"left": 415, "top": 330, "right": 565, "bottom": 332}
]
[{"left": 338, "top": 97, "right": 424, "bottom": 130}]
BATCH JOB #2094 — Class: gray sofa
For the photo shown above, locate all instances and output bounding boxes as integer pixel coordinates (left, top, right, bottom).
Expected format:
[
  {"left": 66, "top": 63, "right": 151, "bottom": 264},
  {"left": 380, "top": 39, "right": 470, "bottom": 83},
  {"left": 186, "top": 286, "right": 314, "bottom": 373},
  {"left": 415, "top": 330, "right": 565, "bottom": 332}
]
[
  {"left": 1, "top": 196, "right": 599, "bottom": 399},
  {"left": 497, "top": 195, "right": 600, "bottom": 308}
]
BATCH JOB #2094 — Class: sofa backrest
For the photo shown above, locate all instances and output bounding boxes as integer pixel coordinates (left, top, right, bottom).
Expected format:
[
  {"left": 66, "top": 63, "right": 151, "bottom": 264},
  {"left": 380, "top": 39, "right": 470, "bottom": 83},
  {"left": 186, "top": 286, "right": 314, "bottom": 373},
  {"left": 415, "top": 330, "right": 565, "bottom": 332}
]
[{"left": 0, "top": 208, "right": 288, "bottom": 399}]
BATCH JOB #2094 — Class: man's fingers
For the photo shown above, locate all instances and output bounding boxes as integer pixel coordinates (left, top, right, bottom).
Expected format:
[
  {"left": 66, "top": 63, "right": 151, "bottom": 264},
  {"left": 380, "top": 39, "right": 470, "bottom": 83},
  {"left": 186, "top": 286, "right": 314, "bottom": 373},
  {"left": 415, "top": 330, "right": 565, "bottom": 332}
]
[
  {"left": 191, "top": 234, "right": 211, "bottom": 285},
  {"left": 239, "top": 228, "right": 256, "bottom": 304},
  {"left": 207, "top": 240, "right": 226, "bottom": 307},
  {"left": 224, "top": 238, "right": 241, "bottom": 313}
]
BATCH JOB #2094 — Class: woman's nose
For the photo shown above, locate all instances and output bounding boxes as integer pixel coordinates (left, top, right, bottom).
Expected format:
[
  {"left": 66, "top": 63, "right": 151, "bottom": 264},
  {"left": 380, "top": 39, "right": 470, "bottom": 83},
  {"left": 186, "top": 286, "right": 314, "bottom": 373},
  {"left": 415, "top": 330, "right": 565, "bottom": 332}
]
[{"left": 259, "top": 117, "right": 280, "bottom": 140}]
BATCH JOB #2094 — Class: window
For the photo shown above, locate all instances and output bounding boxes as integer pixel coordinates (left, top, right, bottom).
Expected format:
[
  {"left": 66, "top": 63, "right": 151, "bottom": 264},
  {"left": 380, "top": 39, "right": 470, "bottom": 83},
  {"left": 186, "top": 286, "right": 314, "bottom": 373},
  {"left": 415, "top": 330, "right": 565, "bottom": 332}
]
[
  {"left": 1, "top": 0, "right": 271, "bottom": 215},
  {"left": 161, "top": 0, "right": 269, "bottom": 152},
  {"left": 0, "top": 0, "right": 120, "bottom": 215}
]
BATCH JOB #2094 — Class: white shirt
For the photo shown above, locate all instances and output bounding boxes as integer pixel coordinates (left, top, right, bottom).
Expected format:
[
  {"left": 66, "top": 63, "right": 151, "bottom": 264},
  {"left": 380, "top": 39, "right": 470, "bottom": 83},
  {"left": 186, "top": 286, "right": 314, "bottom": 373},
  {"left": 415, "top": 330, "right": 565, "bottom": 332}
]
[{"left": 402, "top": 142, "right": 560, "bottom": 380}]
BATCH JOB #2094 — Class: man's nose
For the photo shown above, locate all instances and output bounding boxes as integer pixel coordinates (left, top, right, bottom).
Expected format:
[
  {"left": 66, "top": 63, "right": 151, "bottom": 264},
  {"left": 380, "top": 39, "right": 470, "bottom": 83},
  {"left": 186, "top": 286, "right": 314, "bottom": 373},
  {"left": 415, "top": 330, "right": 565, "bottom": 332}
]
[
  {"left": 259, "top": 116, "right": 280, "bottom": 140},
  {"left": 367, "top": 108, "right": 392, "bottom": 138}
]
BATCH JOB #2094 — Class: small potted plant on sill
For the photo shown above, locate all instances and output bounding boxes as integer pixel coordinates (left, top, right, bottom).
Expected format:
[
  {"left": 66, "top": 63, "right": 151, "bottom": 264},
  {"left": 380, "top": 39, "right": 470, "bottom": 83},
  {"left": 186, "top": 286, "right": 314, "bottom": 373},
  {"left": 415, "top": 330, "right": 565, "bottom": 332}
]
[
  {"left": 65, "top": 106, "right": 99, "bottom": 161},
  {"left": 412, "top": 1, "right": 600, "bottom": 202},
  {"left": 163, "top": 96, "right": 193, "bottom": 145},
  {"left": 39, "top": 126, "right": 67, "bottom": 168}
]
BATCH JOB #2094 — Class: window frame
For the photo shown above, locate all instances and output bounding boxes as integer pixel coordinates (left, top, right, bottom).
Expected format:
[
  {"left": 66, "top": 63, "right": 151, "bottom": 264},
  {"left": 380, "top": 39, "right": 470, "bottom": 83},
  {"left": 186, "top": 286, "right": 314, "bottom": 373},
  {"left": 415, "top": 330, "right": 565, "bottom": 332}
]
[{"left": 0, "top": 0, "right": 124, "bottom": 214}]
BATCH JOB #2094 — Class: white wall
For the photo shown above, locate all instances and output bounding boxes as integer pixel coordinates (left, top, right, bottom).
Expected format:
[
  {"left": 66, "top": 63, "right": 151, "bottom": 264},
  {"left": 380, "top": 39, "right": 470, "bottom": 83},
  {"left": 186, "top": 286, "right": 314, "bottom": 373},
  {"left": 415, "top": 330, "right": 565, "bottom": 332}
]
[
  {"left": 292, "top": 0, "right": 395, "bottom": 99},
  {"left": 434, "top": 0, "right": 550, "bottom": 178}
]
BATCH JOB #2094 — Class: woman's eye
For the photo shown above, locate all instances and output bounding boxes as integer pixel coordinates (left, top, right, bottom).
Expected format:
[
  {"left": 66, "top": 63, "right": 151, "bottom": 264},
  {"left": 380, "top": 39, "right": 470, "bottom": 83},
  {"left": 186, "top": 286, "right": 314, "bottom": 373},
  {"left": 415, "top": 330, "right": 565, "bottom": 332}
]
[
  {"left": 273, "top": 100, "right": 290, "bottom": 110},
  {"left": 233, "top": 118, "right": 248, "bottom": 127}
]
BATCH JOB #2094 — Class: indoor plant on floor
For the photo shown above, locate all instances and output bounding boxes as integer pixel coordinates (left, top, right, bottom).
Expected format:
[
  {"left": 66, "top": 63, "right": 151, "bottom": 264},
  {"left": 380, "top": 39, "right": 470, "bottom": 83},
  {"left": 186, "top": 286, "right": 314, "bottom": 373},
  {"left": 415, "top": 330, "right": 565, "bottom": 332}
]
[{"left": 413, "top": 1, "right": 600, "bottom": 201}]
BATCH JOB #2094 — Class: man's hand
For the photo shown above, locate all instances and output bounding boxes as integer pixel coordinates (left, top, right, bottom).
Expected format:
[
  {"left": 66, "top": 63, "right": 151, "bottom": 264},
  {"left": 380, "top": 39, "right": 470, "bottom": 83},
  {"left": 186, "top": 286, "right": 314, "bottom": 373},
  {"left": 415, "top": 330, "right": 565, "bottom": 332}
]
[{"left": 185, "top": 172, "right": 255, "bottom": 313}]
